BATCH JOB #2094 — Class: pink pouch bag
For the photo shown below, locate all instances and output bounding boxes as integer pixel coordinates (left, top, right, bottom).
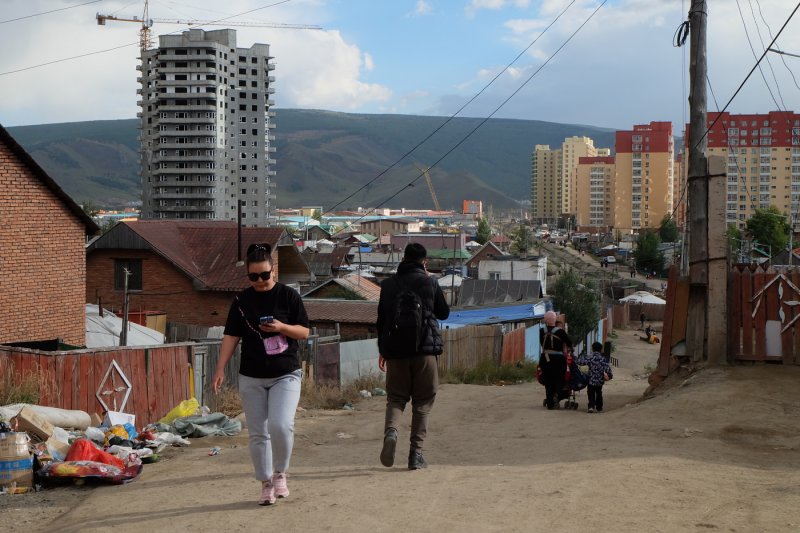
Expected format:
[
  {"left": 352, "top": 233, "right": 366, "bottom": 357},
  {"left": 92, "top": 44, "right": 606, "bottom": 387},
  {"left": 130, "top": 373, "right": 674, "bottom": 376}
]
[{"left": 264, "top": 334, "right": 289, "bottom": 355}]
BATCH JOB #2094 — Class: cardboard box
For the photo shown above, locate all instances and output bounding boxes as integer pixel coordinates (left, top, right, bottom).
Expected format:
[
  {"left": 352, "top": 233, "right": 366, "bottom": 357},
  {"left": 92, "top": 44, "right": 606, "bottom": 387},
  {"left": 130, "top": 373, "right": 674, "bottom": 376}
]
[
  {"left": 0, "top": 432, "right": 33, "bottom": 490},
  {"left": 11, "top": 406, "right": 54, "bottom": 442},
  {"left": 103, "top": 411, "right": 135, "bottom": 428},
  {"left": 45, "top": 436, "right": 71, "bottom": 460}
]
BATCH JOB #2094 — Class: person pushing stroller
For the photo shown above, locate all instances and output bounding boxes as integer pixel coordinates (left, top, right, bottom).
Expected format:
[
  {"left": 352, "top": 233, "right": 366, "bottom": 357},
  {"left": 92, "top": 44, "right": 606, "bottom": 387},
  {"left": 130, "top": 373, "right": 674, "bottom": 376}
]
[{"left": 539, "top": 311, "right": 573, "bottom": 410}]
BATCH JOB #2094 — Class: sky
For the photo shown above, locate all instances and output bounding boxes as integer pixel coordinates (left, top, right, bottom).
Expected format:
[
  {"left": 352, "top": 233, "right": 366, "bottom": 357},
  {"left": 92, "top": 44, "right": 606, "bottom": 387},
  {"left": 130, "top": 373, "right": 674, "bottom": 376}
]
[{"left": 2, "top": 0, "right": 800, "bottom": 131}]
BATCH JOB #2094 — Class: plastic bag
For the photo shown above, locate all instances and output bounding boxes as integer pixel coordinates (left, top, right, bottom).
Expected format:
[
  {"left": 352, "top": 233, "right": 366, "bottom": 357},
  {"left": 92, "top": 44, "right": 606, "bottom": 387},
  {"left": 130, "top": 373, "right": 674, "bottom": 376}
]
[
  {"left": 159, "top": 398, "right": 200, "bottom": 425},
  {"left": 65, "top": 439, "right": 125, "bottom": 469},
  {"left": 84, "top": 427, "right": 106, "bottom": 444},
  {"left": 153, "top": 432, "right": 190, "bottom": 446}
]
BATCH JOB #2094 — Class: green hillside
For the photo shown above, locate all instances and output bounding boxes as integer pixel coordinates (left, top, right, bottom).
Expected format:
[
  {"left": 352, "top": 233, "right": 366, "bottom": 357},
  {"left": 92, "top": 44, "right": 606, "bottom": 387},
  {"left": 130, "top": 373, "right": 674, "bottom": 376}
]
[{"left": 7, "top": 111, "right": 618, "bottom": 210}]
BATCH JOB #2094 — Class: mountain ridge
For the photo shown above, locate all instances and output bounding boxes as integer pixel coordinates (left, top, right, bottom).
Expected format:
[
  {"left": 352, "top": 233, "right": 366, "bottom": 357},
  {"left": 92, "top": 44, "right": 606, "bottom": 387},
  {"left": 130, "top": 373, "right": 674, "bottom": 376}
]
[{"left": 6, "top": 110, "right": 620, "bottom": 211}]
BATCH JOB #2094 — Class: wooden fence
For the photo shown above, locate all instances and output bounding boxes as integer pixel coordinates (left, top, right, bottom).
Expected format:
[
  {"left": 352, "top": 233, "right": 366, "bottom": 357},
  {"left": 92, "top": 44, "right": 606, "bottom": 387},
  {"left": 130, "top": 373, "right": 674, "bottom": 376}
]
[
  {"left": 729, "top": 265, "right": 800, "bottom": 364},
  {"left": 438, "top": 325, "right": 503, "bottom": 374},
  {"left": 500, "top": 327, "right": 526, "bottom": 365},
  {"left": 0, "top": 344, "right": 193, "bottom": 425}
]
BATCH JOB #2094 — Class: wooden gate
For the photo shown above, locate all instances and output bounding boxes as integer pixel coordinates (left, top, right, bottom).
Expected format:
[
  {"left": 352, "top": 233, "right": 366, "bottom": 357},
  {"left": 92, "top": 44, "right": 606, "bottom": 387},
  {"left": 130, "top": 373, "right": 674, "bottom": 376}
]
[{"left": 729, "top": 264, "right": 800, "bottom": 364}]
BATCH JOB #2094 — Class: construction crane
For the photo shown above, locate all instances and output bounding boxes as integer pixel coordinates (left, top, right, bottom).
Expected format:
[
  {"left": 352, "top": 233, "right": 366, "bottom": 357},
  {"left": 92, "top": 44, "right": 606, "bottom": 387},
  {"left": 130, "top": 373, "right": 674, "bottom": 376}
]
[
  {"left": 416, "top": 164, "right": 442, "bottom": 211},
  {"left": 97, "top": 0, "right": 321, "bottom": 53}
]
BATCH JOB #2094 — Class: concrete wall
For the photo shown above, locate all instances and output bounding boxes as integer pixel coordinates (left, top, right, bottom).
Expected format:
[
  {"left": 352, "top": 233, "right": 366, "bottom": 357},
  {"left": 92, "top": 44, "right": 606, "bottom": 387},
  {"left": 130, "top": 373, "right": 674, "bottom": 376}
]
[{"left": 338, "top": 338, "right": 380, "bottom": 385}]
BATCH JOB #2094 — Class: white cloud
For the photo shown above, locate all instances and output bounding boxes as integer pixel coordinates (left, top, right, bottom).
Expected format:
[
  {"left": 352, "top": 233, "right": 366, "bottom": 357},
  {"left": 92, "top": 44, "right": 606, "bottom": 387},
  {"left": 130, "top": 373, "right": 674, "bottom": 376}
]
[
  {"left": 0, "top": 0, "right": 391, "bottom": 125},
  {"left": 413, "top": 0, "right": 433, "bottom": 16}
]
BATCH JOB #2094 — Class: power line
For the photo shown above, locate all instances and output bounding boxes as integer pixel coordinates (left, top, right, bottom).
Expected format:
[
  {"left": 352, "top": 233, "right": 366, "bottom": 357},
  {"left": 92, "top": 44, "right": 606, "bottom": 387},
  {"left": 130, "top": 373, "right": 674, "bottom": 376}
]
[
  {"left": 321, "top": 0, "right": 579, "bottom": 216},
  {"left": 363, "top": 1, "right": 608, "bottom": 222},
  {"left": 0, "top": 0, "right": 294, "bottom": 77},
  {"left": 0, "top": 0, "right": 103, "bottom": 24},
  {"left": 754, "top": 0, "right": 800, "bottom": 92},
  {"left": 690, "top": 2, "right": 800, "bottom": 153},
  {"left": 734, "top": 0, "right": 785, "bottom": 115},
  {"left": 745, "top": 0, "right": 788, "bottom": 109}
]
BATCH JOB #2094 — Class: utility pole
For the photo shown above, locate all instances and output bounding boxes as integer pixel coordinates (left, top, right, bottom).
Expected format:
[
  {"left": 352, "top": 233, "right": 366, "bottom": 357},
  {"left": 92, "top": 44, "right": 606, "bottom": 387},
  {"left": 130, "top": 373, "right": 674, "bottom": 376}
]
[{"left": 685, "top": 0, "right": 727, "bottom": 364}]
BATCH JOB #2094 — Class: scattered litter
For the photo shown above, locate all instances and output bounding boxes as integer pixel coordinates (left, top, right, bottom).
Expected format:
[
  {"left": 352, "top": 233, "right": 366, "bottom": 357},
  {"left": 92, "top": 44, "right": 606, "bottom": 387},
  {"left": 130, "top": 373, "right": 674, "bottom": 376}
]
[
  {"left": 372, "top": 387, "right": 386, "bottom": 396},
  {"left": 359, "top": 390, "right": 372, "bottom": 398},
  {"left": 208, "top": 447, "right": 221, "bottom": 456},
  {"left": 341, "top": 403, "right": 354, "bottom": 411},
  {"left": 336, "top": 432, "right": 354, "bottom": 439}
]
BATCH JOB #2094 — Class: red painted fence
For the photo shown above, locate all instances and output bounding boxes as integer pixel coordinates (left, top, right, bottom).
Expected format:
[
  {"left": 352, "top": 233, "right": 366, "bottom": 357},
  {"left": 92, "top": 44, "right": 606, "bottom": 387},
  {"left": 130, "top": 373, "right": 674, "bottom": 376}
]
[{"left": 0, "top": 344, "right": 193, "bottom": 426}]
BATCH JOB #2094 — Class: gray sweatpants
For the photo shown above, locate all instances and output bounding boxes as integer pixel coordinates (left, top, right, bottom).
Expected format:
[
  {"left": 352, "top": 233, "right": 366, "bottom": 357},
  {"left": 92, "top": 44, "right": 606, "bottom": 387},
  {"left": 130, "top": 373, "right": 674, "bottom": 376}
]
[{"left": 238, "top": 370, "right": 302, "bottom": 481}]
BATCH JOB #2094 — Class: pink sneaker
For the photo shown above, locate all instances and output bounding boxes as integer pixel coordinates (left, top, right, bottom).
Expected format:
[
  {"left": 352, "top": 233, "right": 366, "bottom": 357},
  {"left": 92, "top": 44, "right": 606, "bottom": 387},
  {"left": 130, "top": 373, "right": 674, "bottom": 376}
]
[
  {"left": 258, "top": 480, "right": 276, "bottom": 505},
  {"left": 273, "top": 472, "right": 289, "bottom": 498}
]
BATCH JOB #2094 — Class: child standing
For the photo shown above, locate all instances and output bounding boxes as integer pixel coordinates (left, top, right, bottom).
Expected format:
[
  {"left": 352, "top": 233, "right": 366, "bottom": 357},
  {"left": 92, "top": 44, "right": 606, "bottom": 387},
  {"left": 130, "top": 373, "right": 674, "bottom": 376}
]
[{"left": 575, "top": 342, "right": 613, "bottom": 413}]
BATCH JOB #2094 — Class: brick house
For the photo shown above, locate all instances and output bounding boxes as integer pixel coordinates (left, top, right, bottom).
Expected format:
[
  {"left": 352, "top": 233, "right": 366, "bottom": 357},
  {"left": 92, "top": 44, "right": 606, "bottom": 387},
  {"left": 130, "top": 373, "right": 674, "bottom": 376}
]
[
  {"left": 465, "top": 241, "right": 505, "bottom": 278},
  {"left": 0, "top": 125, "right": 99, "bottom": 346},
  {"left": 86, "top": 221, "right": 311, "bottom": 327}
]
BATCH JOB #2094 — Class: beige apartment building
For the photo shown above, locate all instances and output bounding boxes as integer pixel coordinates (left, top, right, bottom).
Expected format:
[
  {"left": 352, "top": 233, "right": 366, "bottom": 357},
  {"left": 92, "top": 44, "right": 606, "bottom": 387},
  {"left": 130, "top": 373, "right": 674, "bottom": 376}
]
[
  {"left": 690, "top": 111, "right": 800, "bottom": 230},
  {"left": 575, "top": 156, "right": 615, "bottom": 229},
  {"left": 575, "top": 121, "right": 675, "bottom": 234},
  {"left": 531, "top": 136, "right": 598, "bottom": 224}
]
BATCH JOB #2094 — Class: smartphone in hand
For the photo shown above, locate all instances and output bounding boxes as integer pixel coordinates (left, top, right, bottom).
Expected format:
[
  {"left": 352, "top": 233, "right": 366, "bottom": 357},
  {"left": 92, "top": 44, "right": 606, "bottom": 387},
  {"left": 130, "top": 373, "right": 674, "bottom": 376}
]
[{"left": 260, "top": 316, "right": 274, "bottom": 325}]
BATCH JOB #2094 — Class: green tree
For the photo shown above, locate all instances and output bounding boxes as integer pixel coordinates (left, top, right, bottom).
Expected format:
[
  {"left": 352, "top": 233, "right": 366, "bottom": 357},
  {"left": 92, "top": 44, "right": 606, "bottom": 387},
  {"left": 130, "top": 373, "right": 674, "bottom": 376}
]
[
  {"left": 727, "top": 224, "right": 742, "bottom": 260},
  {"left": 552, "top": 270, "right": 601, "bottom": 344},
  {"left": 633, "top": 231, "right": 665, "bottom": 274},
  {"left": 475, "top": 217, "right": 491, "bottom": 245},
  {"left": 510, "top": 224, "right": 531, "bottom": 255},
  {"left": 312, "top": 209, "right": 322, "bottom": 221},
  {"left": 658, "top": 214, "right": 679, "bottom": 243},
  {"left": 81, "top": 200, "right": 100, "bottom": 217},
  {"left": 746, "top": 207, "right": 790, "bottom": 253}
]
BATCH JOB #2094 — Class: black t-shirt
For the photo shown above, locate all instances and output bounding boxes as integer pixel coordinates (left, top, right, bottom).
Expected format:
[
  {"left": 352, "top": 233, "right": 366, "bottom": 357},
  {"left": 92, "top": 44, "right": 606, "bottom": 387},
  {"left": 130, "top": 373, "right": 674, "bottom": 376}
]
[{"left": 223, "top": 284, "right": 309, "bottom": 379}]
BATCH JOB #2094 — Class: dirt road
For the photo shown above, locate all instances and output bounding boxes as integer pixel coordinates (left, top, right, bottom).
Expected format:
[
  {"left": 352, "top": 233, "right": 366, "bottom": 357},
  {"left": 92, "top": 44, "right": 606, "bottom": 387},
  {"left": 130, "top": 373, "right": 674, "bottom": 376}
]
[{"left": 4, "top": 331, "right": 800, "bottom": 532}]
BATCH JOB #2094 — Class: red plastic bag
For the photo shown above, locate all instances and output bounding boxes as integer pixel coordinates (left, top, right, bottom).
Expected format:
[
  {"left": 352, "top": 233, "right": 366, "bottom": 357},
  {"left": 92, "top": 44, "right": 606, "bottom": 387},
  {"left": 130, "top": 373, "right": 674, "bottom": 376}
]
[{"left": 65, "top": 439, "right": 124, "bottom": 469}]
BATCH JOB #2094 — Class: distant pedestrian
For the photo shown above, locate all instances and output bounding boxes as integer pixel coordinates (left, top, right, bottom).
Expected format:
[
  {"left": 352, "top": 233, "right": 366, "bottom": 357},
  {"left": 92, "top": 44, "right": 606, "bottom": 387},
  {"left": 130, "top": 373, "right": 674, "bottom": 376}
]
[
  {"left": 212, "top": 243, "right": 310, "bottom": 506},
  {"left": 575, "top": 342, "right": 613, "bottom": 413},
  {"left": 377, "top": 243, "right": 450, "bottom": 470},
  {"left": 640, "top": 312, "right": 646, "bottom": 329},
  {"left": 539, "top": 311, "right": 573, "bottom": 410},
  {"left": 630, "top": 265, "right": 636, "bottom": 278}
]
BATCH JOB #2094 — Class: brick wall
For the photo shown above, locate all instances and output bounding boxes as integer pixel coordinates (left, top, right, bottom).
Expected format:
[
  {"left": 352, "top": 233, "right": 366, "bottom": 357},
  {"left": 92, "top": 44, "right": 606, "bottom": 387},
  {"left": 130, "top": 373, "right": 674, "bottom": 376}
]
[
  {"left": 0, "top": 142, "right": 86, "bottom": 346},
  {"left": 86, "top": 249, "right": 236, "bottom": 327}
]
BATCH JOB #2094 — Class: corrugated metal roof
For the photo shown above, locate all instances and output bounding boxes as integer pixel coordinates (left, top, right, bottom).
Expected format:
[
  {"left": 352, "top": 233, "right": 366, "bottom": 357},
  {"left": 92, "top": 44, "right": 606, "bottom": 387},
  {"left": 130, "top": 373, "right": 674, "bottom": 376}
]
[
  {"left": 302, "top": 273, "right": 381, "bottom": 301},
  {"left": 440, "top": 301, "right": 547, "bottom": 328},
  {"left": 89, "top": 221, "right": 290, "bottom": 291},
  {"left": 458, "top": 279, "right": 544, "bottom": 307}
]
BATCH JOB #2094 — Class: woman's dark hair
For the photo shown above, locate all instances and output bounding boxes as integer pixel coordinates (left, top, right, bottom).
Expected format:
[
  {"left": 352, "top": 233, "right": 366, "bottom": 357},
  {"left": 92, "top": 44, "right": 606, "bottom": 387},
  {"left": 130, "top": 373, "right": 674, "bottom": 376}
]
[
  {"left": 592, "top": 341, "right": 604, "bottom": 352},
  {"left": 246, "top": 243, "right": 273, "bottom": 266}
]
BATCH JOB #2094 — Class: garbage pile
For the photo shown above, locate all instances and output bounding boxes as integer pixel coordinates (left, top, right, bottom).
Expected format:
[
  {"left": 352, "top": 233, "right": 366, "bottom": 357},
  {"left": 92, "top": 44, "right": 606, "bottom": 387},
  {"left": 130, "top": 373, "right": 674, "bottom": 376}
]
[{"left": 0, "top": 399, "right": 240, "bottom": 495}]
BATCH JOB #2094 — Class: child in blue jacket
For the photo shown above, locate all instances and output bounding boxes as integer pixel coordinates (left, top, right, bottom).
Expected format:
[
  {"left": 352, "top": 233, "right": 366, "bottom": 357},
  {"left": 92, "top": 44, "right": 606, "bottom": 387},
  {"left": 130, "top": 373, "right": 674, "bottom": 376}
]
[{"left": 575, "top": 342, "right": 613, "bottom": 413}]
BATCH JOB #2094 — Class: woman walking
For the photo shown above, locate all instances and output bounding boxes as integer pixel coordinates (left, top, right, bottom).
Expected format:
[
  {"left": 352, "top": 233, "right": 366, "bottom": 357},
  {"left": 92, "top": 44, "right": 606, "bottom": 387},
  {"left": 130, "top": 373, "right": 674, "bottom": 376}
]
[{"left": 212, "top": 243, "right": 310, "bottom": 505}]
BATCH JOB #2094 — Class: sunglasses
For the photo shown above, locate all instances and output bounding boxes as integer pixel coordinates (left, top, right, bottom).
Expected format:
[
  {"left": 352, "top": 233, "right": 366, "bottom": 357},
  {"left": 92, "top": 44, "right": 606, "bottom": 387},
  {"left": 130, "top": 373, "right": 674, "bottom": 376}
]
[{"left": 247, "top": 270, "right": 272, "bottom": 282}]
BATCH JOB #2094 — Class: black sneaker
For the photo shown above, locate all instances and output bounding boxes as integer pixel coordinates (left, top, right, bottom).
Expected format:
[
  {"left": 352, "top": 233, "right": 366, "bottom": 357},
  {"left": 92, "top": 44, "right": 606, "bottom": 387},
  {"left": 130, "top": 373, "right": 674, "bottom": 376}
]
[
  {"left": 408, "top": 451, "right": 427, "bottom": 470},
  {"left": 380, "top": 428, "right": 397, "bottom": 467}
]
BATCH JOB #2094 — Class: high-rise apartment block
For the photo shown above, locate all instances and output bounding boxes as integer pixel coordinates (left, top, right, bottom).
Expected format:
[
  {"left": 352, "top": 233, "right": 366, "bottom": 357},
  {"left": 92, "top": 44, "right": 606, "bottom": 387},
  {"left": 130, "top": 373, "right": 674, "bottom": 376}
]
[
  {"left": 139, "top": 29, "right": 277, "bottom": 224},
  {"left": 531, "top": 136, "right": 598, "bottom": 224},
  {"left": 614, "top": 121, "right": 674, "bottom": 231},
  {"left": 690, "top": 111, "right": 800, "bottom": 230},
  {"left": 573, "top": 121, "right": 675, "bottom": 233}
]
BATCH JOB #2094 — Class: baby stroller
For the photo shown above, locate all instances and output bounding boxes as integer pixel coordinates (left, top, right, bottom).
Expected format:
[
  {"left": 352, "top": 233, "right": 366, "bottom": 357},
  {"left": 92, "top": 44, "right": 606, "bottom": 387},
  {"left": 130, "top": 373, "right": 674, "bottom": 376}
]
[{"left": 538, "top": 352, "right": 588, "bottom": 410}]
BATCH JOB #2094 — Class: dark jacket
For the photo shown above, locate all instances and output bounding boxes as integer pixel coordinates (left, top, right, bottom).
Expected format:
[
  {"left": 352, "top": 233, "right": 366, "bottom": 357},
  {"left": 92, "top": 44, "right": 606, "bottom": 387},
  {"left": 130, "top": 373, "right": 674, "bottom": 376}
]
[
  {"left": 539, "top": 325, "right": 573, "bottom": 354},
  {"left": 377, "top": 261, "right": 450, "bottom": 358}
]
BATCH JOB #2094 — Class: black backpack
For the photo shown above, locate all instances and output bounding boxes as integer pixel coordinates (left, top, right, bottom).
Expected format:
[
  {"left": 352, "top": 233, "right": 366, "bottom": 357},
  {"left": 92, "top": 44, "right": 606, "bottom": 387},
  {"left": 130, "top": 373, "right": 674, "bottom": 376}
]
[{"left": 386, "top": 276, "right": 426, "bottom": 355}]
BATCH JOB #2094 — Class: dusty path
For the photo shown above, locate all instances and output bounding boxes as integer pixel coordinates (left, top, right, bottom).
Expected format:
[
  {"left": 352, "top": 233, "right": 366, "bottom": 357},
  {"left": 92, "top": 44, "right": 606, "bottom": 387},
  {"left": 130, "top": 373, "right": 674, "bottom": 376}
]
[{"left": 4, "top": 332, "right": 800, "bottom": 532}]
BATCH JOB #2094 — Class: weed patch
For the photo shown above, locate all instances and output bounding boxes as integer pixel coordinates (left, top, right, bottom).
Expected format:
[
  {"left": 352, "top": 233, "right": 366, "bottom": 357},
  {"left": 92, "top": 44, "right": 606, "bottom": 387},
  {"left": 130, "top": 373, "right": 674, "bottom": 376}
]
[{"left": 443, "top": 359, "right": 538, "bottom": 385}]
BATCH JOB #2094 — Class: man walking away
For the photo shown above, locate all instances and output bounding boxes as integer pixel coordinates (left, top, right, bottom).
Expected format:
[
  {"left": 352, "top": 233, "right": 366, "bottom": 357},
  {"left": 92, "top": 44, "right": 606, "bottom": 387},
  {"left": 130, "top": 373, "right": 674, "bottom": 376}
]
[{"left": 377, "top": 243, "right": 450, "bottom": 470}]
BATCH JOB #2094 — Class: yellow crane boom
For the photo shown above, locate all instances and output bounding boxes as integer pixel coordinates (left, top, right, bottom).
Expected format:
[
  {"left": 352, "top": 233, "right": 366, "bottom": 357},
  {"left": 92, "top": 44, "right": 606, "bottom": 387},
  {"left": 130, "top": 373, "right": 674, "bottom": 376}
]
[
  {"left": 416, "top": 164, "right": 442, "bottom": 211},
  {"left": 97, "top": 0, "right": 321, "bottom": 53}
]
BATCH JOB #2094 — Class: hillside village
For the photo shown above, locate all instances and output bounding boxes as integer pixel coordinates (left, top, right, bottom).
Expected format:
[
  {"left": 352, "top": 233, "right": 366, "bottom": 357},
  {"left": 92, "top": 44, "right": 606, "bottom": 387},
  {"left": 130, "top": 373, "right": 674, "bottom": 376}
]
[{"left": 3, "top": 2, "right": 800, "bottom": 530}]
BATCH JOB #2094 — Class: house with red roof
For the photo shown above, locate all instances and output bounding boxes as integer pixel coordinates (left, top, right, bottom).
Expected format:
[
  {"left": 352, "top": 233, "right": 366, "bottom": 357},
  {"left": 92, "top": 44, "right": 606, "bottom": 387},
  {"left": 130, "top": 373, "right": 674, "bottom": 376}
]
[{"left": 85, "top": 220, "right": 311, "bottom": 327}]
